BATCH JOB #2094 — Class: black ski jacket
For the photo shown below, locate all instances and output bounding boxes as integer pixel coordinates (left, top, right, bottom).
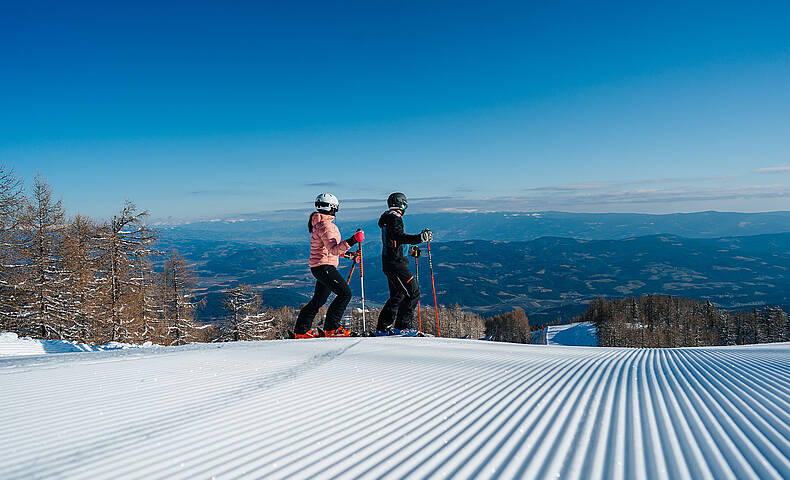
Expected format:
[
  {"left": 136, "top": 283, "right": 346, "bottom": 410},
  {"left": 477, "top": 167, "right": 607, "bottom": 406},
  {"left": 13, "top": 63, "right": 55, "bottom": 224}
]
[{"left": 378, "top": 210, "right": 422, "bottom": 269}]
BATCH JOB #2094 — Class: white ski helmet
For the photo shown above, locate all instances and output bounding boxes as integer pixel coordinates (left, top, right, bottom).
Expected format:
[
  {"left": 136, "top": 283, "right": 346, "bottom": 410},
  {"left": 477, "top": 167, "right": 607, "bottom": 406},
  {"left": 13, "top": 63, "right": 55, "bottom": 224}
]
[{"left": 315, "top": 193, "right": 340, "bottom": 214}]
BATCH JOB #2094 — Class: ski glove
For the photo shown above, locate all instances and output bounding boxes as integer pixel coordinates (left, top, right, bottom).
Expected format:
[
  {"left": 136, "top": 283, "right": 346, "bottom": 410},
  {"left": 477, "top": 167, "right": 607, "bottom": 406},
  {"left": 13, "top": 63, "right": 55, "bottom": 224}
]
[
  {"left": 409, "top": 246, "right": 421, "bottom": 258},
  {"left": 346, "top": 229, "right": 365, "bottom": 246},
  {"left": 420, "top": 228, "right": 433, "bottom": 243},
  {"left": 344, "top": 251, "right": 360, "bottom": 260}
]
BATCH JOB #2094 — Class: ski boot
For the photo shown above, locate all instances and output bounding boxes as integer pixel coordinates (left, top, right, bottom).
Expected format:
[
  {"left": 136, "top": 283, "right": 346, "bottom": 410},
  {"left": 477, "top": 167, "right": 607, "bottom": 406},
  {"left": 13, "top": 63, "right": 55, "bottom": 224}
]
[
  {"left": 375, "top": 328, "right": 393, "bottom": 337},
  {"left": 393, "top": 328, "right": 421, "bottom": 337},
  {"left": 293, "top": 329, "right": 322, "bottom": 339},
  {"left": 323, "top": 326, "right": 352, "bottom": 337}
]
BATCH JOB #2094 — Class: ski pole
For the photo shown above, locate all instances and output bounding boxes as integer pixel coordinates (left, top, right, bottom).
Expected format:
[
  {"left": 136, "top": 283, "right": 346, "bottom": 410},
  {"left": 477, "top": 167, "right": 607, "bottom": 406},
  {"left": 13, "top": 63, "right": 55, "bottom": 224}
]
[
  {"left": 427, "top": 240, "right": 440, "bottom": 337},
  {"left": 346, "top": 256, "right": 358, "bottom": 285},
  {"left": 415, "top": 254, "right": 422, "bottom": 333},
  {"left": 357, "top": 229, "right": 366, "bottom": 332},
  {"left": 410, "top": 246, "right": 422, "bottom": 333}
]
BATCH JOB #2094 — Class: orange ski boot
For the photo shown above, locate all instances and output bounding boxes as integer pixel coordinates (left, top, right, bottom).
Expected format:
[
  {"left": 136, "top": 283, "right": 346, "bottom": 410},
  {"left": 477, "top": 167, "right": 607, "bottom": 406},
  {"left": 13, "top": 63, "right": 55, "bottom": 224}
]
[
  {"left": 323, "top": 326, "right": 352, "bottom": 337},
  {"left": 294, "top": 329, "right": 321, "bottom": 339}
]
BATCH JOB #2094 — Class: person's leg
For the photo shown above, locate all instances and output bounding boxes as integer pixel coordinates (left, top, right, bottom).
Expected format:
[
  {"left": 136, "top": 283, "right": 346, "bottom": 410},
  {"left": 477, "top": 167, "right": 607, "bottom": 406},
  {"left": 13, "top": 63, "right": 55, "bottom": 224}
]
[
  {"left": 294, "top": 268, "right": 332, "bottom": 334},
  {"left": 376, "top": 270, "right": 406, "bottom": 331},
  {"left": 317, "top": 266, "right": 353, "bottom": 331},
  {"left": 394, "top": 267, "right": 420, "bottom": 330}
]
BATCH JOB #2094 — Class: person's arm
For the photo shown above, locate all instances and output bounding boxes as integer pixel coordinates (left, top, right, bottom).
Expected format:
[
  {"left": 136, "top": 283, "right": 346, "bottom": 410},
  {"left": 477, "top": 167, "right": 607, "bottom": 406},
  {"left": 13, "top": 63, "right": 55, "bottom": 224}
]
[
  {"left": 387, "top": 214, "right": 423, "bottom": 245},
  {"left": 320, "top": 223, "right": 363, "bottom": 255}
]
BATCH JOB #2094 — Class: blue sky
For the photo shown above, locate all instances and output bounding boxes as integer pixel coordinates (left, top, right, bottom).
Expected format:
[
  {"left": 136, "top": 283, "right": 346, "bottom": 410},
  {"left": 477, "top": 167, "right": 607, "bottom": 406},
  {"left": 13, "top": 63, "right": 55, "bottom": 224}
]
[{"left": 1, "top": 1, "right": 789, "bottom": 221}]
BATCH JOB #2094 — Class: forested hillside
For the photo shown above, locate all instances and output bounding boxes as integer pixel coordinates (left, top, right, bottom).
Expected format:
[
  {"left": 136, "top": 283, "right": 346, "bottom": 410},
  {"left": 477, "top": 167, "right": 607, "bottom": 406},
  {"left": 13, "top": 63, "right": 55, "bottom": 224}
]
[{"left": 579, "top": 295, "right": 789, "bottom": 348}]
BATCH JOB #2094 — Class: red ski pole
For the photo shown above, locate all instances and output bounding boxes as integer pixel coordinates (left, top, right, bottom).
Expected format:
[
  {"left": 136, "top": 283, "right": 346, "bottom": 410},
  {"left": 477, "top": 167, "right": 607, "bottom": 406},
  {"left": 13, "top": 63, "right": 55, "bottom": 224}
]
[
  {"left": 427, "top": 240, "right": 440, "bottom": 337},
  {"left": 346, "top": 256, "right": 358, "bottom": 285}
]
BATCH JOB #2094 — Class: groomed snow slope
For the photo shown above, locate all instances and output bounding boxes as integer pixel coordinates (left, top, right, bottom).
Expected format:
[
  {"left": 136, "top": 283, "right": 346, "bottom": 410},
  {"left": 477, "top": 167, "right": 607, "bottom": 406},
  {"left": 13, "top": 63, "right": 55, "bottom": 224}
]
[
  {"left": 531, "top": 321, "right": 599, "bottom": 346},
  {"left": 0, "top": 332, "right": 153, "bottom": 356},
  {"left": 1, "top": 338, "right": 789, "bottom": 480}
]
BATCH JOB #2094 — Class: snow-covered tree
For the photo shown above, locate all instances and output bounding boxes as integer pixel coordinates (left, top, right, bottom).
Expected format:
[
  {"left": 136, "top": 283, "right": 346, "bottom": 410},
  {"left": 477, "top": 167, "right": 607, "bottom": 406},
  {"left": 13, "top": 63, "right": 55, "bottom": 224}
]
[
  {"left": 20, "top": 175, "right": 69, "bottom": 339},
  {"left": 217, "top": 284, "right": 272, "bottom": 341},
  {"left": 269, "top": 305, "right": 298, "bottom": 339},
  {"left": 765, "top": 307, "right": 789, "bottom": 343},
  {"left": 135, "top": 247, "right": 166, "bottom": 343},
  {"left": 161, "top": 253, "right": 199, "bottom": 346},
  {"left": 0, "top": 164, "right": 26, "bottom": 331},
  {"left": 95, "top": 201, "right": 157, "bottom": 342},
  {"left": 61, "top": 215, "right": 104, "bottom": 342}
]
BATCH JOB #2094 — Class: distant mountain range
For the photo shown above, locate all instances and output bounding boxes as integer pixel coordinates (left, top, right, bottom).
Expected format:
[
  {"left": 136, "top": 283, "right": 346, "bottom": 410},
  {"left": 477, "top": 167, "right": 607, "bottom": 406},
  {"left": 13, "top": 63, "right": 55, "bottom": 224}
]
[
  {"left": 423, "top": 233, "right": 790, "bottom": 321},
  {"left": 159, "top": 226, "right": 790, "bottom": 324},
  {"left": 159, "top": 210, "right": 790, "bottom": 245}
]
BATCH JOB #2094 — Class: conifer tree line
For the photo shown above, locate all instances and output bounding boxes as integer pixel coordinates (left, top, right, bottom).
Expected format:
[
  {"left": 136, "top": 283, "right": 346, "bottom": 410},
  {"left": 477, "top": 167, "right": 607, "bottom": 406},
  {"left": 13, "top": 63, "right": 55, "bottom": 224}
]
[
  {"left": 0, "top": 165, "right": 276, "bottom": 345},
  {"left": 484, "top": 309, "right": 531, "bottom": 343},
  {"left": 580, "top": 295, "right": 790, "bottom": 348},
  {"left": 0, "top": 166, "right": 194, "bottom": 344}
]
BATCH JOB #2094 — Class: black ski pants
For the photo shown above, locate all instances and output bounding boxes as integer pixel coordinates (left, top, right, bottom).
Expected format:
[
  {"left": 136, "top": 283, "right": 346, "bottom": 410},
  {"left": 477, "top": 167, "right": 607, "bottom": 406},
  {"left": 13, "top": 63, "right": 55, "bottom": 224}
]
[
  {"left": 295, "top": 265, "right": 352, "bottom": 334},
  {"left": 377, "top": 263, "right": 420, "bottom": 331}
]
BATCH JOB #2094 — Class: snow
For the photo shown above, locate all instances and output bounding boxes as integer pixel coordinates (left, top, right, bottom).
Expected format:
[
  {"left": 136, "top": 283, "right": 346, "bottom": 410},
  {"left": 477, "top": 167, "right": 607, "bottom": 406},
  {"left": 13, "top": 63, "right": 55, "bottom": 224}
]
[
  {"left": 532, "top": 321, "right": 599, "bottom": 346},
  {"left": 0, "top": 332, "right": 153, "bottom": 357},
  {"left": 1, "top": 337, "right": 789, "bottom": 479}
]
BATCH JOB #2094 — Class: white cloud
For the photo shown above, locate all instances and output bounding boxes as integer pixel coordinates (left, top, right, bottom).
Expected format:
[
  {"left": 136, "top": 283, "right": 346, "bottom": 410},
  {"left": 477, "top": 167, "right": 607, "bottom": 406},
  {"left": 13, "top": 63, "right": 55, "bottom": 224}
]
[
  {"left": 405, "top": 184, "right": 790, "bottom": 214},
  {"left": 754, "top": 166, "right": 790, "bottom": 174},
  {"left": 526, "top": 184, "right": 612, "bottom": 192},
  {"left": 527, "top": 175, "right": 734, "bottom": 193}
]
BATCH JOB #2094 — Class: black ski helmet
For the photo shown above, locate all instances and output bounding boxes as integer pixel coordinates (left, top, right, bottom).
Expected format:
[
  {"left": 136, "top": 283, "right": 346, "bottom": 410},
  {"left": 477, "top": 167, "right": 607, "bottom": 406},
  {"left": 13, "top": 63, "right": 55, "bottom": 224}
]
[{"left": 387, "top": 192, "right": 408, "bottom": 211}]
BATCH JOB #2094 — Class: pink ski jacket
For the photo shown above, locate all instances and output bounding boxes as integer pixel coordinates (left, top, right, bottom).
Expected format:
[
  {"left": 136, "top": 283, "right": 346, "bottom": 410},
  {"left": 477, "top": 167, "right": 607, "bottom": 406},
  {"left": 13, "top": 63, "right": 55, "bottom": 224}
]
[{"left": 308, "top": 212, "right": 351, "bottom": 268}]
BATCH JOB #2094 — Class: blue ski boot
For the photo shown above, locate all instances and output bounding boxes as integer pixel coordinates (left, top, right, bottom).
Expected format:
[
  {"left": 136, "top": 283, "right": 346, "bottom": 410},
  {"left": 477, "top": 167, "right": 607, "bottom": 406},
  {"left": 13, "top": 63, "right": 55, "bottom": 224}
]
[
  {"left": 393, "top": 328, "right": 421, "bottom": 337},
  {"left": 375, "top": 329, "right": 393, "bottom": 337}
]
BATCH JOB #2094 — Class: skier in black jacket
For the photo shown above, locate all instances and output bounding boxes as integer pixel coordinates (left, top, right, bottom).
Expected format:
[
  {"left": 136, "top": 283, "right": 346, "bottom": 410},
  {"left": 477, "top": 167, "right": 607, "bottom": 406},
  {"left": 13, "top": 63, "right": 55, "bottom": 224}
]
[{"left": 376, "top": 192, "right": 432, "bottom": 336}]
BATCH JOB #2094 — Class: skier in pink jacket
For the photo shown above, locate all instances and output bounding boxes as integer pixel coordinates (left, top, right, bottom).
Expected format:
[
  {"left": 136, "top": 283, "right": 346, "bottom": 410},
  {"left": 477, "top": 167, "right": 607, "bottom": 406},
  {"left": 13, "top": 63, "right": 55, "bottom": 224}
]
[{"left": 293, "top": 193, "right": 365, "bottom": 338}]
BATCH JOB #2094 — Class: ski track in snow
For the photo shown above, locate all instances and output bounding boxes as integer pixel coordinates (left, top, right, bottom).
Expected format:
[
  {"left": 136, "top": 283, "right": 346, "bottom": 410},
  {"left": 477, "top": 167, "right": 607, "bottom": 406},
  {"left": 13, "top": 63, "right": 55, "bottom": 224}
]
[{"left": 1, "top": 338, "right": 789, "bottom": 480}]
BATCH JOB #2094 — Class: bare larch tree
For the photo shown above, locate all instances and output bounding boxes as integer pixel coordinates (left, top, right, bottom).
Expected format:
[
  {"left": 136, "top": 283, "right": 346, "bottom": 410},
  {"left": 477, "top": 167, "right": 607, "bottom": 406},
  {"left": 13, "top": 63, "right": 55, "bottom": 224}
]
[{"left": 218, "top": 284, "right": 272, "bottom": 341}]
